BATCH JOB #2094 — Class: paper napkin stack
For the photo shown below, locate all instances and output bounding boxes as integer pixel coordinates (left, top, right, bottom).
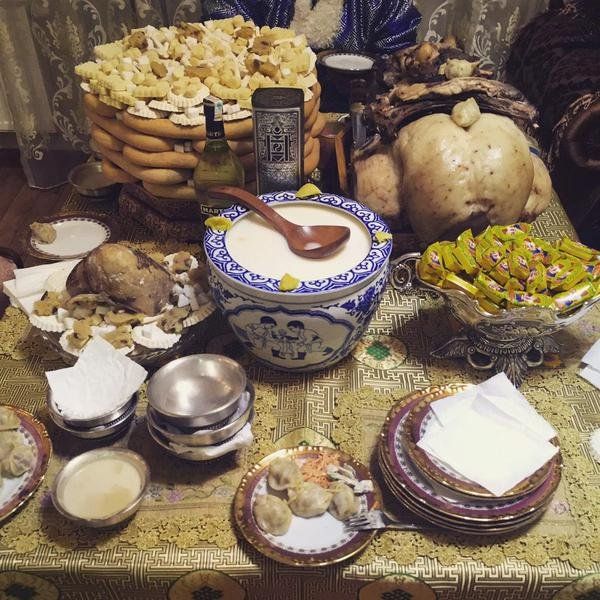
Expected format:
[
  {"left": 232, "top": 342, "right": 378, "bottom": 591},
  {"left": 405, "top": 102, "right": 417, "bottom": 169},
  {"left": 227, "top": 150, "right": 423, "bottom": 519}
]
[
  {"left": 46, "top": 337, "right": 147, "bottom": 420},
  {"left": 417, "top": 373, "right": 559, "bottom": 496},
  {"left": 580, "top": 339, "right": 600, "bottom": 389},
  {"left": 3, "top": 260, "right": 79, "bottom": 315}
]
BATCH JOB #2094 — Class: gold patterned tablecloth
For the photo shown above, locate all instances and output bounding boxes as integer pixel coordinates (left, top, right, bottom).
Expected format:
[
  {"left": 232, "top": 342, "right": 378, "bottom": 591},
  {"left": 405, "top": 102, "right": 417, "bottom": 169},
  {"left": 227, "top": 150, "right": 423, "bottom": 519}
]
[{"left": 0, "top": 191, "right": 599, "bottom": 600}]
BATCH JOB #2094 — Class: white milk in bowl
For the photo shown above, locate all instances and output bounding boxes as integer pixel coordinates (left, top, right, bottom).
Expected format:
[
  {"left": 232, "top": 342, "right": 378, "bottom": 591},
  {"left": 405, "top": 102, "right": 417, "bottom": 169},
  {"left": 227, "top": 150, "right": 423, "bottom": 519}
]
[
  {"left": 225, "top": 202, "right": 372, "bottom": 281},
  {"left": 205, "top": 192, "right": 392, "bottom": 372}
]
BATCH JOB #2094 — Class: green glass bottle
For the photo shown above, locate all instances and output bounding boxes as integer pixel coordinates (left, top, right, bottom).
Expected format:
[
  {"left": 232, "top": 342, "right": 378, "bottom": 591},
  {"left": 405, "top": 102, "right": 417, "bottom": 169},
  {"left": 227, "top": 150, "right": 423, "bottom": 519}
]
[{"left": 193, "top": 95, "right": 245, "bottom": 219}]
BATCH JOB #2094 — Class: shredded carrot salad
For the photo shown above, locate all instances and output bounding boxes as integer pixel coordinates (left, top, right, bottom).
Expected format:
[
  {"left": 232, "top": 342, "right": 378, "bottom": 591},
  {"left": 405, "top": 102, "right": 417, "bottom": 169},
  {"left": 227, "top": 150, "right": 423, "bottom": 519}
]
[{"left": 299, "top": 454, "right": 340, "bottom": 487}]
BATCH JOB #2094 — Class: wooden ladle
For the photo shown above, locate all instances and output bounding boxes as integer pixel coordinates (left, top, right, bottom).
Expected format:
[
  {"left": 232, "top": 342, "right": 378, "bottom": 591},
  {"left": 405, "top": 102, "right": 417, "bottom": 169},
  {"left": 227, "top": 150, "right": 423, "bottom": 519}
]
[{"left": 209, "top": 186, "right": 351, "bottom": 259}]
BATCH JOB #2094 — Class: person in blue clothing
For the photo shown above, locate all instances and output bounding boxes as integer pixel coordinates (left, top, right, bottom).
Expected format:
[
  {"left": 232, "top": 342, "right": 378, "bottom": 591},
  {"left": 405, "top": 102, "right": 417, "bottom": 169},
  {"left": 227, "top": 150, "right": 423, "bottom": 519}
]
[{"left": 203, "top": 0, "right": 421, "bottom": 53}]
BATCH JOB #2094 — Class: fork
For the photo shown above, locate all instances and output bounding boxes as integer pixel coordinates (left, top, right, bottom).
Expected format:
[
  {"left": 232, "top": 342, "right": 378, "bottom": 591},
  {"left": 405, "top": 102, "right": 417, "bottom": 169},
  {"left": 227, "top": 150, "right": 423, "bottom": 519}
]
[{"left": 344, "top": 509, "right": 428, "bottom": 532}]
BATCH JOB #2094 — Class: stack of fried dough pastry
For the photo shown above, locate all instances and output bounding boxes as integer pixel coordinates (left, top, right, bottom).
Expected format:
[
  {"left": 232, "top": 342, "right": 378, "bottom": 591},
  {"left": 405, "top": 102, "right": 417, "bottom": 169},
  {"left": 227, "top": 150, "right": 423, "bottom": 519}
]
[{"left": 77, "top": 18, "right": 325, "bottom": 207}]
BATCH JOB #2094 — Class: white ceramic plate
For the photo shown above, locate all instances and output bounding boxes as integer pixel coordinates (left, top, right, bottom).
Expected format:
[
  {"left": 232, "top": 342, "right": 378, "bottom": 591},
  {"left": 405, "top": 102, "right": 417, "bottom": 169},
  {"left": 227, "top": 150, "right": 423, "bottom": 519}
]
[
  {"left": 234, "top": 446, "right": 379, "bottom": 566},
  {"left": 28, "top": 213, "right": 116, "bottom": 260}
]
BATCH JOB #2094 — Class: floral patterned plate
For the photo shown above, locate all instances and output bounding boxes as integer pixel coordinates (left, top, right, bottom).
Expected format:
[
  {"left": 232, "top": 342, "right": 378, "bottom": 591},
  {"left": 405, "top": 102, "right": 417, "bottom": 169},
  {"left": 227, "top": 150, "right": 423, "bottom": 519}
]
[
  {"left": 402, "top": 390, "right": 558, "bottom": 500},
  {"left": 0, "top": 406, "right": 52, "bottom": 521},
  {"left": 377, "top": 443, "right": 549, "bottom": 535},
  {"left": 27, "top": 212, "right": 118, "bottom": 260},
  {"left": 379, "top": 386, "right": 562, "bottom": 524},
  {"left": 234, "top": 446, "right": 379, "bottom": 567}
]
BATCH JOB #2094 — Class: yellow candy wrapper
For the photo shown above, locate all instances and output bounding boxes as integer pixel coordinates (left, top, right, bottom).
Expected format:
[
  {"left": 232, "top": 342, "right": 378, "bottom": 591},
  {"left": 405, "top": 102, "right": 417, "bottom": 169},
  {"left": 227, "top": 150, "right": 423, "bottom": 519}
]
[
  {"left": 452, "top": 244, "right": 478, "bottom": 276},
  {"left": 507, "top": 290, "right": 553, "bottom": 308},
  {"left": 553, "top": 281, "right": 598, "bottom": 313},
  {"left": 476, "top": 243, "right": 506, "bottom": 271},
  {"left": 474, "top": 272, "right": 506, "bottom": 304},
  {"left": 442, "top": 273, "right": 478, "bottom": 298},
  {"left": 475, "top": 293, "right": 501, "bottom": 315},
  {"left": 552, "top": 264, "right": 587, "bottom": 292},
  {"left": 488, "top": 259, "right": 510, "bottom": 285},
  {"left": 457, "top": 229, "right": 477, "bottom": 256},
  {"left": 506, "top": 277, "right": 525, "bottom": 292},
  {"left": 508, "top": 249, "right": 531, "bottom": 280},
  {"left": 526, "top": 262, "right": 547, "bottom": 293},
  {"left": 558, "top": 238, "right": 598, "bottom": 262},
  {"left": 494, "top": 222, "right": 531, "bottom": 241},
  {"left": 439, "top": 241, "right": 460, "bottom": 272}
]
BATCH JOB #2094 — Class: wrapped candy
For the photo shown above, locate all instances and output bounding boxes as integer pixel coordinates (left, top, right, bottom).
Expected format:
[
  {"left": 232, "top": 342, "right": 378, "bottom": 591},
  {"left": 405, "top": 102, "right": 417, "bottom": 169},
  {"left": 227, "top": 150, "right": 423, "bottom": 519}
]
[
  {"left": 452, "top": 244, "right": 478, "bottom": 276},
  {"left": 526, "top": 262, "right": 547, "bottom": 294},
  {"left": 508, "top": 249, "right": 531, "bottom": 280},
  {"left": 494, "top": 222, "right": 531, "bottom": 241},
  {"left": 507, "top": 290, "right": 553, "bottom": 308},
  {"left": 418, "top": 226, "right": 600, "bottom": 314},
  {"left": 553, "top": 281, "right": 597, "bottom": 312},
  {"left": 442, "top": 273, "right": 478, "bottom": 298},
  {"left": 474, "top": 273, "right": 506, "bottom": 304},
  {"left": 558, "top": 238, "right": 598, "bottom": 262}
]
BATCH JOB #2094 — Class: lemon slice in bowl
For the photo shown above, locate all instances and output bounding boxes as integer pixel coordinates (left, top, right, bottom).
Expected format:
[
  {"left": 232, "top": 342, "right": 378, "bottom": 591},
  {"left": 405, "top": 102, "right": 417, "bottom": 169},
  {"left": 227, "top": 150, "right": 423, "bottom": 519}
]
[{"left": 295, "top": 183, "right": 321, "bottom": 199}]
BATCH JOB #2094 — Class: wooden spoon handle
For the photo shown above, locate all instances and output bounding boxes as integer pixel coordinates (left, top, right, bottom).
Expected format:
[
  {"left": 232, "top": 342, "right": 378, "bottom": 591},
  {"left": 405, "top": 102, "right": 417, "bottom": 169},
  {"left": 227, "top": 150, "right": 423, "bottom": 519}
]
[{"left": 209, "top": 186, "right": 293, "bottom": 234}]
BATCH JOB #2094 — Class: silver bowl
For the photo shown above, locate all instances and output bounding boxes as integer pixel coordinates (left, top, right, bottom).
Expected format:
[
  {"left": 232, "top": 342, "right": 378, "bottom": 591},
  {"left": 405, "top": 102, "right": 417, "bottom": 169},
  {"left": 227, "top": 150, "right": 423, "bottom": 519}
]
[
  {"left": 48, "top": 400, "right": 136, "bottom": 439},
  {"left": 52, "top": 448, "right": 149, "bottom": 527},
  {"left": 147, "top": 382, "right": 254, "bottom": 446},
  {"left": 146, "top": 411, "right": 254, "bottom": 461},
  {"left": 47, "top": 389, "right": 136, "bottom": 429},
  {"left": 147, "top": 354, "right": 246, "bottom": 428},
  {"left": 391, "top": 252, "right": 600, "bottom": 343},
  {"left": 68, "top": 162, "right": 120, "bottom": 199}
]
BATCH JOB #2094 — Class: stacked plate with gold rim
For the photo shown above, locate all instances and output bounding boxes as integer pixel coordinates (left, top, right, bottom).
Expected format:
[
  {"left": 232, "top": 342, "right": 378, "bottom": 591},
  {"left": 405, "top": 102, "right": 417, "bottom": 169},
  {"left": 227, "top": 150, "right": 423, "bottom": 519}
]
[{"left": 377, "top": 384, "right": 562, "bottom": 535}]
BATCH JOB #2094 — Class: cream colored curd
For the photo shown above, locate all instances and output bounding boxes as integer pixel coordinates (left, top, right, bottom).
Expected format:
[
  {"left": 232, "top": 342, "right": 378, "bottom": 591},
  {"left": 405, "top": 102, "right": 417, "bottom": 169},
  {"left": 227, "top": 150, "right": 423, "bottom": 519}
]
[
  {"left": 225, "top": 202, "right": 371, "bottom": 281},
  {"left": 60, "top": 457, "right": 142, "bottom": 519}
]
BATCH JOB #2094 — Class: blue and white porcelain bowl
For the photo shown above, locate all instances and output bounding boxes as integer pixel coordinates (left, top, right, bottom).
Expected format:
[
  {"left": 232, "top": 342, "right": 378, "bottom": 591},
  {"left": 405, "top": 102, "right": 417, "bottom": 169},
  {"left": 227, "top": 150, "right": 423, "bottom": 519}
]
[{"left": 204, "top": 191, "right": 392, "bottom": 372}]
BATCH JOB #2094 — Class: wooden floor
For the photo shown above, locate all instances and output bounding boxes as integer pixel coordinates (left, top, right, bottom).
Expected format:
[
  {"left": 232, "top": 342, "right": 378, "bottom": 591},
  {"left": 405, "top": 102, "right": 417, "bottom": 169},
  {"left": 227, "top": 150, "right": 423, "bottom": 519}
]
[{"left": 0, "top": 150, "right": 70, "bottom": 260}]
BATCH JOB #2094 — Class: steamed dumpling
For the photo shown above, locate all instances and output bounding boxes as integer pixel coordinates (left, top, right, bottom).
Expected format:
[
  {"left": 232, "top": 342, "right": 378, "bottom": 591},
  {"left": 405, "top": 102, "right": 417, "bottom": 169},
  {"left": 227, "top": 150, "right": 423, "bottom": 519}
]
[
  {"left": 253, "top": 494, "right": 292, "bottom": 536},
  {"left": 328, "top": 482, "right": 360, "bottom": 521},
  {"left": 267, "top": 457, "right": 302, "bottom": 491},
  {"left": 1, "top": 443, "right": 34, "bottom": 477},
  {"left": 0, "top": 432, "right": 18, "bottom": 461},
  {"left": 287, "top": 482, "right": 332, "bottom": 518},
  {"left": 0, "top": 407, "right": 19, "bottom": 431}
]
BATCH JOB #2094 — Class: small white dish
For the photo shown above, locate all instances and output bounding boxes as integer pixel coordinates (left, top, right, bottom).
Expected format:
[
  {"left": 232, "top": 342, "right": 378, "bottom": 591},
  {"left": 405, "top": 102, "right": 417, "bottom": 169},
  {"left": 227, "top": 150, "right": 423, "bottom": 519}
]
[{"left": 27, "top": 213, "right": 116, "bottom": 260}]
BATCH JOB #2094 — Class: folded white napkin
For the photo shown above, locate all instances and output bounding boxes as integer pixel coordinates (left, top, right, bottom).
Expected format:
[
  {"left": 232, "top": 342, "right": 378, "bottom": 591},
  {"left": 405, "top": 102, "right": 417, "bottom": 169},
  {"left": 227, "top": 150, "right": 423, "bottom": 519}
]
[
  {"left": 46, "top": 337, "right": 147, "bottom": 420},
  {"left": 168, "top": 423, "right": 254, "bottom": 459},
  {"left": 3, "top": 260, "right": 79, "bottom": 315},
  {"left": 417, "top": 373, "right": 559, "bottom": 496},
  {"left": 580, "top": 339, "right": 600, "bottom": 389}
]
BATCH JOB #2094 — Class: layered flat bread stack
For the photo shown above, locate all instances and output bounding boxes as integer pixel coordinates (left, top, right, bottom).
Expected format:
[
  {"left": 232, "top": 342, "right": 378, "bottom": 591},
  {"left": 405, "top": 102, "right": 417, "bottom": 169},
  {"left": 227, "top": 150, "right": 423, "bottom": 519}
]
[{"left": 76, "top": 18, "right": 325, "bottom": 207}]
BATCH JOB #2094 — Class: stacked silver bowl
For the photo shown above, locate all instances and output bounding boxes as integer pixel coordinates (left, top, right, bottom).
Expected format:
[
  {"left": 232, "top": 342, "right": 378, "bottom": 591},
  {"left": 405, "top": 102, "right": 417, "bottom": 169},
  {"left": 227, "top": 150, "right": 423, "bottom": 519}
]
[
  {"left": 47, "top": 390, "right": 137, "bottom": 439},
  {"left": 146, "top": 354, "right": 254, "bottom": 460}
]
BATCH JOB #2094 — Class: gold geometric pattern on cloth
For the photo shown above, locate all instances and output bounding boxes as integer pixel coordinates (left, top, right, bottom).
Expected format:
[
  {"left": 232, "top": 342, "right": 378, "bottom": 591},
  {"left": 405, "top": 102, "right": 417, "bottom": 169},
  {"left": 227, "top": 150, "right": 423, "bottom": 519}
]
[{"left": 0, "top": 188, "right": 598, "bottom": 598}]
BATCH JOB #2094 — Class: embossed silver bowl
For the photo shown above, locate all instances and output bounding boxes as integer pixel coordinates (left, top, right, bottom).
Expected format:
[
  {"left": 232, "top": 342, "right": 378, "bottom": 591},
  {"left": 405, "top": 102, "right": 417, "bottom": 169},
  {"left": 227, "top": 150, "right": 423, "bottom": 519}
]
[{"left": 391, "top": 252, "right": 600, "bottom": 343}]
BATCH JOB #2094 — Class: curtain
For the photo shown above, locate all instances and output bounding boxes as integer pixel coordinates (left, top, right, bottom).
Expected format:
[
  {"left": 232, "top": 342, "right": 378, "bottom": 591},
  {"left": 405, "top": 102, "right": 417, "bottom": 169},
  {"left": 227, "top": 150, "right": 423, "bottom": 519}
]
[
  {"left": 0, "top": 0, "right": 549, "bottom": 188},
  {"left": 0, "top": 0, "right": 205, "bottom": 188},
  {"left": 415, "top": 0, "right": 550, "bottom": 75}
]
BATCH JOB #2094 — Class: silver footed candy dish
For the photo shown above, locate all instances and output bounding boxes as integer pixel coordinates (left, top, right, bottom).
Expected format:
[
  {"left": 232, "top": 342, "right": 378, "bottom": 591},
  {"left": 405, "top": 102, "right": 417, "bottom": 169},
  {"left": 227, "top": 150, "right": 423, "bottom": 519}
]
[{"left": 390, "top": 252, "right": 600, "bottom": 386}]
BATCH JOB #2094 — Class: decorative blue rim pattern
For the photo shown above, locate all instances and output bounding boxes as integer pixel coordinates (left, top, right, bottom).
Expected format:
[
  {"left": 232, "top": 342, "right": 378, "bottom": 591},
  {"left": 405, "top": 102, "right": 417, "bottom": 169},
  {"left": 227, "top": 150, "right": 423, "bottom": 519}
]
[{"left": 204, "top": 191, "right": 392, "bottom": 296}]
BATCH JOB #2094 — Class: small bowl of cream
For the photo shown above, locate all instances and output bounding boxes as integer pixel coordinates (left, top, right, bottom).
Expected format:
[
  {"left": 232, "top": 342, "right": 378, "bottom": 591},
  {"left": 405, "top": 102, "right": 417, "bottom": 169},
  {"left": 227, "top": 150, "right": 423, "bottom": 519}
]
[{"left": 52, "top": 448, "right": 149, "bottom": 527}]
